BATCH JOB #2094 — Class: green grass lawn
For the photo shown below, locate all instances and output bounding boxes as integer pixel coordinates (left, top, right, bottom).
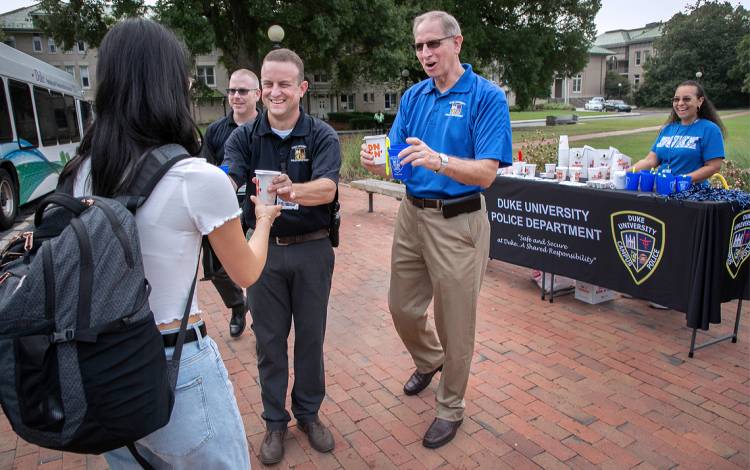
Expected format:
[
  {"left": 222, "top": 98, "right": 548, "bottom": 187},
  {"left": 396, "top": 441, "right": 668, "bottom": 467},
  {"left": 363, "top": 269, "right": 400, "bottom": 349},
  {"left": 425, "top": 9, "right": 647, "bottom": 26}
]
[
  {"left": 509, "top": 110, "right": 609, "bottom": 120},
  {"left": 579, "top": 113, "right": 750, "bottom": 168}
]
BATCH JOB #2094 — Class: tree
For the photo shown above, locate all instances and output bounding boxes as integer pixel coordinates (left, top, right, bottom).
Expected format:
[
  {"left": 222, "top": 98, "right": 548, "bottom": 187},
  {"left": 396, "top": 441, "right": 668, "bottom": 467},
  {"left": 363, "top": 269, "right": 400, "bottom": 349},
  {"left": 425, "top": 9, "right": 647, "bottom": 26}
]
[
  {"left": 34, "top": 0, "right": 416, "bottom": 88},
  {"left": 636, "top": 1, "right": 749, "bottom": 108},
  {"left": 729, "top": 35, "right": 750, "bottom": 93},
  {"left": 604, "top": 71, "right": 630, "bottom": 99},
  {"left": 435, "top": 0, "right": 600, "bottom": 110}
]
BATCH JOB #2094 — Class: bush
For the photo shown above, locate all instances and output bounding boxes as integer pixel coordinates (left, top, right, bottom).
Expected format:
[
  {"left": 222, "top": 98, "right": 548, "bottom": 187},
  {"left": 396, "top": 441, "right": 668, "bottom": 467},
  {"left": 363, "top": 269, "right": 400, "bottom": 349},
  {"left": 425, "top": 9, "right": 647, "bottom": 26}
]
[
  {"left": 723, "top": 160, "right": 750, "bottom": 192},
  {"left": 338, "top": 133, "right": 373, "bottom": 183},
  {"left": 518, "top": 130, "right": 557, "bottom": 166}
]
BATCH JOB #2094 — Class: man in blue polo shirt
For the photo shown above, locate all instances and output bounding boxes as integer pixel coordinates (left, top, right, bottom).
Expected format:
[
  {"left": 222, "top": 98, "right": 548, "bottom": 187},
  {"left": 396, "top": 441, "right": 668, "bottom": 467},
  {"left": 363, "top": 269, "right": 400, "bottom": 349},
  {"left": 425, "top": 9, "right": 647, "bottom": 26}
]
[{"left": 360, "top": 10, "right": 511, "bottom": 449}]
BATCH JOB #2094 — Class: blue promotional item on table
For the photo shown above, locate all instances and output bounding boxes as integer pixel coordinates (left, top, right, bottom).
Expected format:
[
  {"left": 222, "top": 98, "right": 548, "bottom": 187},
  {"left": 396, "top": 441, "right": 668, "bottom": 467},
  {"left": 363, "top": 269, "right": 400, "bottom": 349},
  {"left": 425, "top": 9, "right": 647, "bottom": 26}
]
[
  {"left": 676, "top": 175, "right": 692, "bottom": 192},
  {"left": 625, "top": 171, "right": 640, "bottom": 191},
  {"left": 639, "top": 170, "right": 655, "bottom": 192},
  {"left": 388, "top": 143, "right": 411, "bottom": 181},
  {"left": 669, "top": 186, "right": 750, "bottom": 209},
  {"left": 655, "top": 173, "right": 676, "bottom": 195},
  {"left": 651, "top": 119, "right": 725, "bottom": 176}
]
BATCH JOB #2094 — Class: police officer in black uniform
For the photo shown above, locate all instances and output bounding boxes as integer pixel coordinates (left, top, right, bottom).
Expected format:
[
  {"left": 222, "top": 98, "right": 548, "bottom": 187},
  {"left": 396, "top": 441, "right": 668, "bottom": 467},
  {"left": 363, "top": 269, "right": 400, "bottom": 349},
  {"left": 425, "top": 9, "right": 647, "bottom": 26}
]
[
  {"left": 223, "top": 49, "right": 340, "bottom": 466},
  {"left": 201, "top": 69, "right": 261, "bottom": 337}
]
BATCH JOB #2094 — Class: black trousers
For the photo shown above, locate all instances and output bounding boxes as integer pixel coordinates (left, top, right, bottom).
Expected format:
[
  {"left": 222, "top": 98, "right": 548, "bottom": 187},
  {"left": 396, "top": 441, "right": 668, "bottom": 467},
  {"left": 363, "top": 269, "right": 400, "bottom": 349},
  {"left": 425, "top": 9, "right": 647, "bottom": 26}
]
[
  {"left": 201, "top": 238, "right": 244, "bottom": 309},
  {"left": 248, "top": 237, "right": 334, "bottom": 430}
]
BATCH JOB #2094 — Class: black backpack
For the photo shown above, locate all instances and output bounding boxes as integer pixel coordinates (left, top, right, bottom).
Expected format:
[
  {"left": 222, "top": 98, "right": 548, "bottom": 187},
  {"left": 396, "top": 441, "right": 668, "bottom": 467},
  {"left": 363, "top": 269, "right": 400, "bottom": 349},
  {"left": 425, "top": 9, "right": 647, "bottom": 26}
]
[{"left": 0, "top": 144, "right": 198, "bottom": 468}]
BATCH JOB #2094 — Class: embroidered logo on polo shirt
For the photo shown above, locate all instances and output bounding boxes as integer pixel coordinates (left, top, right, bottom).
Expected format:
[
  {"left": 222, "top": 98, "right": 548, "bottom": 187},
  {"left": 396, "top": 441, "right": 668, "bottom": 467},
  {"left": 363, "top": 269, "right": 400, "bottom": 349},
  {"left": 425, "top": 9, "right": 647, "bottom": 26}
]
[
  {"left": 445, "top": 101, "right": 465, "bottom": 118},
  {"left": 610, "top": 211, "right": 665, "bottom": 285},
  {"left": 726, "top": 210, "right": 750, "bottom": 279},
  {"left": 291, "top": 145, "right": 309, "bottom": 162}
]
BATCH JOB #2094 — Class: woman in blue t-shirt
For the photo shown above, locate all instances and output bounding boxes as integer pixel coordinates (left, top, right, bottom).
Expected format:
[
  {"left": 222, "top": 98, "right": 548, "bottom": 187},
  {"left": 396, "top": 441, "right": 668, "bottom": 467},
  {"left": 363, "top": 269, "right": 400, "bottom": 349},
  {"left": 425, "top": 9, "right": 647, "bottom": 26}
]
[{"left": 633, "top": 80, "right": 725, "bottom": 183}]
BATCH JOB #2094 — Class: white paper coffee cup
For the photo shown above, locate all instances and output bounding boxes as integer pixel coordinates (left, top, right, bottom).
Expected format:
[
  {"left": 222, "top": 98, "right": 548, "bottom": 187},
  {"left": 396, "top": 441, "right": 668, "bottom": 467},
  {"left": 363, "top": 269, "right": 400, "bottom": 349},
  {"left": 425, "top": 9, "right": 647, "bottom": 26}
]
[
  {"left": 545, "top": 163, "right": 556, "bottom": 174},
  {"left": 363, "top": 135, "right": 388, "bottom": 165},
  {"left": 555, "top": 166, "right": 568, "bottom": 181},
  {"left": 569, "top": 166, "right": 583, "bottom": 182},
  {"left": 524, "top": 164, "right": 537, "bottom": 177},
  {"left": 255, "top": 170, "right": 282, "bottom": 205}
]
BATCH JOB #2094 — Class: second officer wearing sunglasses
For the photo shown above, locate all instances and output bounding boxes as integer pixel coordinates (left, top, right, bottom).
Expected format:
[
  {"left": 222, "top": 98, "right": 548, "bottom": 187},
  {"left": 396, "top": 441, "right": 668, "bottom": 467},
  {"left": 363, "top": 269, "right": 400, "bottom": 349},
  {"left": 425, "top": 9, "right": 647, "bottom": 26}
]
[{"left": 201, "top": 69, "right": 261, "bottom": 337}]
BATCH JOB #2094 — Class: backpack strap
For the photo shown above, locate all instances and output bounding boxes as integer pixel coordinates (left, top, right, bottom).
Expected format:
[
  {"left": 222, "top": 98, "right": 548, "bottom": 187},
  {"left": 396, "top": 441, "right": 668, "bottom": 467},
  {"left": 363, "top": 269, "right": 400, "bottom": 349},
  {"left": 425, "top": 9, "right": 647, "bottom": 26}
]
[
  {"left": 126, "top": 443, "right": 156, "bottom": 470},
  {"left": 121, "top": 144, "right": 193, "bottom": 212}
]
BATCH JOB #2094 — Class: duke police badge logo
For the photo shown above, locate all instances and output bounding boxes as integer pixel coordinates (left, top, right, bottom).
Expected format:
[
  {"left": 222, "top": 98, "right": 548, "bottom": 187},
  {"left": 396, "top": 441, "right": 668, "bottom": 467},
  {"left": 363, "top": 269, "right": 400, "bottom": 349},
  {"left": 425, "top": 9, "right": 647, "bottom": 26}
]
[
  {"left": 446, "top": 100, "right": 465, "bottom": 118},
  {"left": 610, "top": 211, "right": 665, "bottom": 285},
  {"left": 726, "top": 210, "right": 750, "bottom": 279},
  {"left": 291, "top": 145, "right": 308, "bottom": 162}
]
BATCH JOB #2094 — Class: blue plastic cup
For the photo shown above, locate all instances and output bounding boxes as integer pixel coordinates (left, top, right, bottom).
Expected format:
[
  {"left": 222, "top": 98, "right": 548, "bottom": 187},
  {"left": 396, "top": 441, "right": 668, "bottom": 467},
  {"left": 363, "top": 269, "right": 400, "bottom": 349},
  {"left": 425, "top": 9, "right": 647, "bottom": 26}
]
[
  {"left": 676, "top": 175, "right": 692, "bottom": 192},
  {"left": 625, "top": 171, "right": 640, "bottom": 191},
  {"left": 655, "top": 174, "right": 676, "bottom": 195},
  {"left": 388, "top": 143, "right": 412, "bottom": 181},
  {"left": 219, "top": 164, "right": 230, "bottom": 174},
  {"left": 639, "top": 171, "right": 655, "bottom": 192}
]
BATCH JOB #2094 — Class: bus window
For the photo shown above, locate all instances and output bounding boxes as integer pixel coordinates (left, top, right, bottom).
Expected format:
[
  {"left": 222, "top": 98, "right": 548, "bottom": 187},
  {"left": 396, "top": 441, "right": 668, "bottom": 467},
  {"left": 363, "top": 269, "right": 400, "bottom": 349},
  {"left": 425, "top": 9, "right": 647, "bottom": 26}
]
[
  {"left": 8, "top": 80, "right": 38, "bottom": 147},
  {"left": 51, "top": 91, "right": 70, "bottom": 144},
  {"left": 33, "top": 86, "right": 58, "bottom": 146},
  {"left": 80, "top": 100, "right": 93, "bottom": 131},
  {"left": 64, "top": 95, "right": 80, "bottom": 142},
  {"left": 0, "top": 84, "right": 12, "bottom": 144}
]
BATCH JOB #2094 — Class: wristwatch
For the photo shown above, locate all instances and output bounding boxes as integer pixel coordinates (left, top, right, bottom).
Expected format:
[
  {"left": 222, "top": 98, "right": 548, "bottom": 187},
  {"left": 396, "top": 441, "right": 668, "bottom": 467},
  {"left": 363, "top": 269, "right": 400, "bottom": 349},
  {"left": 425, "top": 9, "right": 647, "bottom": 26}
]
[{"left": 435, "top": 153, "right": 449, "bottom": 174}]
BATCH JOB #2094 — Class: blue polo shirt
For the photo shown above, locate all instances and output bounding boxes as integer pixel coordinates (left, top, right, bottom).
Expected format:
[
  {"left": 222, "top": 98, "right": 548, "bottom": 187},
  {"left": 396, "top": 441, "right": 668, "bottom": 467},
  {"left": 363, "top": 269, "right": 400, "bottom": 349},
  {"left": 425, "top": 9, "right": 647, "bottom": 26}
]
[
  {"left": 650, "top": 119, "right": 724, "bottom": 176},
  {"left": 388, "top": 63, "right": 512, "bottom": 199}
]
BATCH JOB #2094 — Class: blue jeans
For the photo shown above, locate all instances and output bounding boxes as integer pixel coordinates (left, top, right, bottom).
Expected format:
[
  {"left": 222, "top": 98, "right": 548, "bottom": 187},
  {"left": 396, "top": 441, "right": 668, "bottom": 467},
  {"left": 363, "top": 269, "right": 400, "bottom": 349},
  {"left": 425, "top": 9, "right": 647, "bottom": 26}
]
[{"left": 104, "top": 324, "right": 250, "bottom": 469}]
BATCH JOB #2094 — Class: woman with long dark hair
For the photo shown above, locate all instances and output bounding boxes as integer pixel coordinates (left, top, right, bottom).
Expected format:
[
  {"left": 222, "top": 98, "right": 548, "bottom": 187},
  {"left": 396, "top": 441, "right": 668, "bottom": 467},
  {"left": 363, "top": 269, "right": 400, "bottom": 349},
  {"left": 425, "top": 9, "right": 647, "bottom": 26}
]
[
  {"left": 633, "top": 80, "right": 725, "bottom": 183},
  {"left": 60, "top": 18, "right": 279, "bottom": 468}
]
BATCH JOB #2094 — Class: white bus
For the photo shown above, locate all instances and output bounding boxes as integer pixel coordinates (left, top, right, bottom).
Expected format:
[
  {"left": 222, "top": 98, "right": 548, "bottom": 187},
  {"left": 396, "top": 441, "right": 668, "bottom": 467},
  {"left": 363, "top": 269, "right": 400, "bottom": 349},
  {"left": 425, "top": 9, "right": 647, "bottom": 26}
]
[{"left": 0, "top": 42, "right": 92, "bottom": 229}]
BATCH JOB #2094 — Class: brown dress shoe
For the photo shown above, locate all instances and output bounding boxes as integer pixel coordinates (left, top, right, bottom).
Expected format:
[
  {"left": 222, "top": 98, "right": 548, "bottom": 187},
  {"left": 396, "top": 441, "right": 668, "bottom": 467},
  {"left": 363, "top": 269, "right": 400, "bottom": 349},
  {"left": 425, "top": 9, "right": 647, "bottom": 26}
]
[
  {"left": 259, "top": 428, "right": 286, "bottom": 465},
  {"left": 299, "top": 418, "right": 334, "bottom": 453},
  {"left": 403, "top": 365, "right": 442, "bottom": 396},
  {"left": 423, "top": 418, "right": 462, "bottom": 448}
]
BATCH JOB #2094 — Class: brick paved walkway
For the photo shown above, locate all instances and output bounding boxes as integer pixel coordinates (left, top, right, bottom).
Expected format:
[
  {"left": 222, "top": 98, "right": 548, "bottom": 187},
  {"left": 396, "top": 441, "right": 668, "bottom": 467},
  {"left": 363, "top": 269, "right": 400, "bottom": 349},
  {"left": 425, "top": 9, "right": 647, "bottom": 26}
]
[{"left": 1, "top": 185, "right": 748, "bottom": 469}]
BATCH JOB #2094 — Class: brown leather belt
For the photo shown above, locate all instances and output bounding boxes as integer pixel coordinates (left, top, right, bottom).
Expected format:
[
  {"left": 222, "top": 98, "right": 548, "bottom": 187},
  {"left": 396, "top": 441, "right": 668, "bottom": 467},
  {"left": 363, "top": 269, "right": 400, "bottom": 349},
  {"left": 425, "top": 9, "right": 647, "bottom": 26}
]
[
  {"left": 273, "top": 228, "right": 329, "bottom": 246},
  {"left": 407, "top": 194, "right": 443, "bottom": 209}
]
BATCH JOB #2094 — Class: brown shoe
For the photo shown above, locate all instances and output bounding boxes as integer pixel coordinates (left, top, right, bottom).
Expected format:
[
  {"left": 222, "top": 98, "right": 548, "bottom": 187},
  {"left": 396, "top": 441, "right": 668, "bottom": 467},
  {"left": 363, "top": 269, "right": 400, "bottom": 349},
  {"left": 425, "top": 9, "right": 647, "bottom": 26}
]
[
  {"left": 403, "top": 365, "right": 442, "bottom": 396},
  {"left": 259, "top": 428, "right": 286, "bottom": 465},
  {"left": 299, "top": 418, "right": 334, "bottom": 453},
  {"left": 423, "top": 418, "right": 462, "bottom": 448}
]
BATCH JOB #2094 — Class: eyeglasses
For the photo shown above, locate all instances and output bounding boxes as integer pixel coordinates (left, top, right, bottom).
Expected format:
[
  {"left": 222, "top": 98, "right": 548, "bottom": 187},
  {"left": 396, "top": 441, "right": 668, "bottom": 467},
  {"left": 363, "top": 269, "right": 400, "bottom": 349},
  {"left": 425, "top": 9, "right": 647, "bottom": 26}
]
[
  {"left": 226, "top": 88, "right": 258, "bottom": 96},
  {"left": 672, "top": 97, "right": 695, "bottom": 103},
  {"left": 413, "top": 35, "right": 455, "bottom": 52}
]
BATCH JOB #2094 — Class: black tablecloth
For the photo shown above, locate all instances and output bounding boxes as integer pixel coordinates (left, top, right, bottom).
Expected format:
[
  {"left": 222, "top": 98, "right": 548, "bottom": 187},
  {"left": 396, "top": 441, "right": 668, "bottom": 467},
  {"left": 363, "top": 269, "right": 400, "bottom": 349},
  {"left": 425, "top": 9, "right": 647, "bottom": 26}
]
[{"left": 486, "top": 177, "right": 750, "bottom": 330}]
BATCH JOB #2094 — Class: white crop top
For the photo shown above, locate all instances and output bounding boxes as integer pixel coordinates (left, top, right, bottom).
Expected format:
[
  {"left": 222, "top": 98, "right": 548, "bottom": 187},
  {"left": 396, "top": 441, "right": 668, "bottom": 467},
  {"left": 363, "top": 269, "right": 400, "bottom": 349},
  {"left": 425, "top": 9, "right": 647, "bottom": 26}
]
[{"left": 73, "top": 157, "right": 242, "bottom": 325}]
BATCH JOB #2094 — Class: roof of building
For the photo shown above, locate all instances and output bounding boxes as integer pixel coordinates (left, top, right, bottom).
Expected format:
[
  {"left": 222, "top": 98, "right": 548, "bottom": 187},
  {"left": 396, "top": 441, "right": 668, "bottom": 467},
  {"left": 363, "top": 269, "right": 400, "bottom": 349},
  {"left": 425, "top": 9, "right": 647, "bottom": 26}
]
[
  {"left": 589, "top": 45, "right": 616, "bottom": 55},
  {"left": 594, "top": 22, "right": 663, "bottom": 47},
  {"left": 0, "top": 4, "right": 40, "bottom": 31}
]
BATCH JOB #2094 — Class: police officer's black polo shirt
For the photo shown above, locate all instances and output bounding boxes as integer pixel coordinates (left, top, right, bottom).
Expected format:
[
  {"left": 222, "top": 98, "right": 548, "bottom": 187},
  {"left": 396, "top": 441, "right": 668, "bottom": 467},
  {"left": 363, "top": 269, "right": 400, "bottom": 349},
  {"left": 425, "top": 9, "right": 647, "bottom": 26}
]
[
  {"left": 223, "top": 108, "right": 341, "bottom": 237},
  {"left": 201, "top": 109, "right": 260, "bottom": 166}
]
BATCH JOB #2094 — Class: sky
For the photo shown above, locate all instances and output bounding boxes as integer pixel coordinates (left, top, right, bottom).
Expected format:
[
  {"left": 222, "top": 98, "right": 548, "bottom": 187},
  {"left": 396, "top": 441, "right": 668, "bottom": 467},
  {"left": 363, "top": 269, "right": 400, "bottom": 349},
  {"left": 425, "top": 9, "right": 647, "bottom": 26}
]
[{"left": 2, "top": 0, "right": 750, "bottom": 36}]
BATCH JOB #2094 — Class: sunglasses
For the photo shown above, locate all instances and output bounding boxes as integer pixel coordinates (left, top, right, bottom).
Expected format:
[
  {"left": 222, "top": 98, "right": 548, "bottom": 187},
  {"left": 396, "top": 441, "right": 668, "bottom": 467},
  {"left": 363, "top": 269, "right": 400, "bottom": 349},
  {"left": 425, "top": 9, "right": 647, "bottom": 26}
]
[
  {"left": 226, "top": 88, "right": 257, "bottom": 96},
  {"left": 413, "top": 35, "right": 455, "bottom": 52}
]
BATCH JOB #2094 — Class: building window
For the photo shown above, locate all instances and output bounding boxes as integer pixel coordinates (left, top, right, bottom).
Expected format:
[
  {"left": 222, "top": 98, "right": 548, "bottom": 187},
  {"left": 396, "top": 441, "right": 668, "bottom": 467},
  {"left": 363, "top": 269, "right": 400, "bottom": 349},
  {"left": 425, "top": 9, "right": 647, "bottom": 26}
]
[
  {"left": 635, "top": 51, "right": 641, "bottom": 65},
  {"left": 64, "top": 65, "right": 75, "bottom": 78},
  {"left": 313, "top": 73, "right": 329, "bottom": 82},
  {"left": 384, "top": 92, "right": 398, "bottom": 110},
  {"left": 48, "top": 38, "right": 57, "bottom": 54},
  {"left": 3, "top": 36, "right": 16, "bottom": 49},
  {"left": 196, "top": 66, "right": 215, "bottom": 87},
  {"left": 32, "top": 34, "right": 42, "bottom": 53},
  {"left": 79, "top": 65, "right": 90, "bottom": 89},
  {"left": 340, "top": 94, "right": 355, "bottom": 111},
  {"left": 644, "top": 50, "right": 651, "bottom": 61},
  {"left": 363, "top": 93, "right": 368, "bottom": 102},
  {"left": 634, "top": 74, "right": 640, "bottom": 87},
  {"left": 76, "top": 40, "right": 86, "bottom": 53},
  {"left": 572, "top": 74, "right": 582, "bottom": 93}
]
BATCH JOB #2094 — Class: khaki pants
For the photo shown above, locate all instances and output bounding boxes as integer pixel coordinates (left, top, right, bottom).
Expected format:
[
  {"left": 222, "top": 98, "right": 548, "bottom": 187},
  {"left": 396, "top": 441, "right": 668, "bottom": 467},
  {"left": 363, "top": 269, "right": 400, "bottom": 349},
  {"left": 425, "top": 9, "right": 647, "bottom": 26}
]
[{"left": 388, "top": 195, "right": 490, "bottom": 421}]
